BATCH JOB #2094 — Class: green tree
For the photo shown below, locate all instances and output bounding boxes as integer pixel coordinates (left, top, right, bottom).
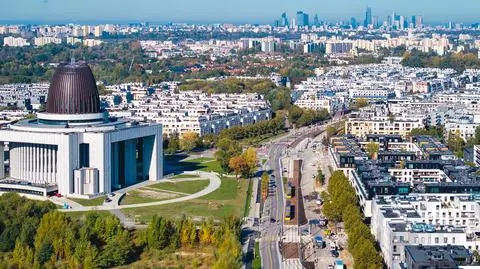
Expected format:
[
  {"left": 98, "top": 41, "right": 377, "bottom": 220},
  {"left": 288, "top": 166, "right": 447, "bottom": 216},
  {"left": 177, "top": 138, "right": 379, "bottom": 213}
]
[
  {"left": 365, "top": 141, "right": 380, "bottom": 159},
  {"left": 315, "top": 168, "right": 325, "bottom": 185},
  {"left": 165, "top": 133, "right": 180, "bottom": 154},
  {"left": 215, "top": 137, "right": 242, "bottom": 172},
  {"left": 356, "top": 98, "right": 368, "bottom": 108}
]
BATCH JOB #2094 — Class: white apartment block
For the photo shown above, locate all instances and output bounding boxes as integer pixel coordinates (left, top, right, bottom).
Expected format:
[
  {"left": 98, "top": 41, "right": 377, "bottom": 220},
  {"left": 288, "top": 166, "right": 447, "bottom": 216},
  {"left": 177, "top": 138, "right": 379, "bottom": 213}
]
[
  {"left": 106, "top": 89, "right": 272, "bottom": 137},
  {"left": 346, "top": 116, "right": 424, "bottom": 139},
  {"left": 3, "top": 36, "right": 30, "bottom": 47},
  {"left": 372, "top": 195, "right": 480, "bottom": 268},
  {"left": 34, "top": 36, "right": 62, "bottom": 46}
]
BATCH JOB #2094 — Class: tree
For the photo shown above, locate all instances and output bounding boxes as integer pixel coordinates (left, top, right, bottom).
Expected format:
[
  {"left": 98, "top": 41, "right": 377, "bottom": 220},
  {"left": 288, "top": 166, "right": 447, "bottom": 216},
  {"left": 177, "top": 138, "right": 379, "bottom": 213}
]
[
  {"left": 315, "top": 168, "right": 325, "bottom": 186},
  {"left": 145, "top": 215, "right": 177, "bottom": 250},
  {"left": 165, "top": 133, "right": 180, "bottom": 154},
  {"left": 365, "top": 142, "right": 380, "bottom": 159},
  {"left": 199, "top": 220, "right": 214, "bottom": 245},
  {"left": 242, "top": 147, "right": 258, "bottom": 177},
  {"left": 179, "top": 131, "right": 200, "bottom": 152},
  {"left": 326, "top": 126, "right": 337, "bottom": 142},
  {"left": 356, "top": 98, "right": 368, "bottom": 108},
  {"left": 97, "top": 230, "right": 133, "bottom": 268},
  {"left": 261, "top": 172, "right": 269, "bottom": 200},
  {"left": 447, "top": 130, "right": 465, "bottom": 158},
  {"left": 215, "top": 138, "right": 242, "bottom": 172},
  {"left": 229, "top": 156, "right": 248, "bottom": 180},
  {"left": 212, "top": 229, "right": 242, "bottom": 269}
]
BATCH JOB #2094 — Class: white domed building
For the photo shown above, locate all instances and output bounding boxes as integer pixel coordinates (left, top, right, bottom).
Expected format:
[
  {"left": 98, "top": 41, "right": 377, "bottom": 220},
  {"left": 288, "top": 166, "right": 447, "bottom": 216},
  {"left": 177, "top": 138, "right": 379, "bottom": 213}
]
[{"left": 0, "top": 62, "right": 163, "bottom": 197}]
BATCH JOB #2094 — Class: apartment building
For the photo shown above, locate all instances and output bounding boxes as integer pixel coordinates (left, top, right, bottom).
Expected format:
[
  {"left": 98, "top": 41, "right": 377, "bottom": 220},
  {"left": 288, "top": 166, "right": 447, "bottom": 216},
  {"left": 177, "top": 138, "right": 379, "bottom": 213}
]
[{"left": 371, "top": 195, "right": 480, "bottom": 268}]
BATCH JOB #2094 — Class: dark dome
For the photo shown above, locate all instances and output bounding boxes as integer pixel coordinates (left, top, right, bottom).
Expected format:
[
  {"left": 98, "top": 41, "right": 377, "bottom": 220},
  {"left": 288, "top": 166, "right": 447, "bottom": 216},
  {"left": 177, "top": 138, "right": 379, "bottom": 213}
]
[{"left": 46, "top": 62, "right": 100, "bottom": 114}]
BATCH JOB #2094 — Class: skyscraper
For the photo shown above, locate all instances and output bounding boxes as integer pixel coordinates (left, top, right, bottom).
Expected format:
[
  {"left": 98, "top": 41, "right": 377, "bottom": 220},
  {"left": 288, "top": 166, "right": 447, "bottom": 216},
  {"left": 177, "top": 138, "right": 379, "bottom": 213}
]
[
  {"left": 313, "top": 14, "right": 320, "bottom": 27},
  {"left": 296, "top": 11, "right": 309, "bottom": 27},
  {"left": 416, "top": 16, "right": 423, "bottom": 28},
  {"left": 364, "top": 7, "right": 372, "bottom": 27},
  {"left": 350, "top": 17, "right": 357, "bottom": 28},
  {"left": 274, "top": 12, "right": 289, "bottom": 27},
  {"left": 281, "top": 12, "right": 288, "bottom": 27},
  {"left": 372, "top": 16, "right": 379, "bottom": 28}
]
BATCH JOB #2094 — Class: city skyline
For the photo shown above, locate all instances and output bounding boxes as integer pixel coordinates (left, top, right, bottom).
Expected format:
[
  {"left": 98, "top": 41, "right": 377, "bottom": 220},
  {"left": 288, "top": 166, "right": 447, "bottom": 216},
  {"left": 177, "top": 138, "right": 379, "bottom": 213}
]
[{"left": 0, "top": 0, "right": 479, "bottom": 25}]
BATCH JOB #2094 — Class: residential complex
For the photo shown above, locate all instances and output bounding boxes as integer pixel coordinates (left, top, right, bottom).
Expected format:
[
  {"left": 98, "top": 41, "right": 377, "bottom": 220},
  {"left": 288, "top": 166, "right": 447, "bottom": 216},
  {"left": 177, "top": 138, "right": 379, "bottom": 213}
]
[{"left": 105, "top": 86, "right": 272, "bottom": 136}]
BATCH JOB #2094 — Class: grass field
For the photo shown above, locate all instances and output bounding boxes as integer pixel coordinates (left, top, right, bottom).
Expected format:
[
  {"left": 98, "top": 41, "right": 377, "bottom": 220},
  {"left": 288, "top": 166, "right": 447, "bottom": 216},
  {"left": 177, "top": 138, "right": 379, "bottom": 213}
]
[
  {"left": 149, "top": 180, "right": 209, "bottom": 194},
  {"left": 165, "top": 155, "right": 225, "bottom": 175},
  {"left": 64, "top": 210, "right": 112, "bottom": 220},
  {"left": 69, "top": 196, "right": 105, "bottom": 207},
  {"left": 253, "top": 241, "right": 261, "bottom": 269},
  {"left": 119, "top": 190, "right": 170, "bottom": 205},
  {"left": 184, "top": 158, "right": 223, "bottom": 174},
  {"left": 122, "top": 177, "right": 248, "bottom": 223}
]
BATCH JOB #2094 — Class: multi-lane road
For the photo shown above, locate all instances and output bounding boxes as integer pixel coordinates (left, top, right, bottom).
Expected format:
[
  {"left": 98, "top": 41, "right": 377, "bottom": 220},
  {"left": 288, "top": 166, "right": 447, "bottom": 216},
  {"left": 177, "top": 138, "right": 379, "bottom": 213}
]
[
  {"left": 260, "top": 142, "right": 286, "bottom": 269},
  {"left": 259, "top": 116, "right": 345, "bottom": 269}
]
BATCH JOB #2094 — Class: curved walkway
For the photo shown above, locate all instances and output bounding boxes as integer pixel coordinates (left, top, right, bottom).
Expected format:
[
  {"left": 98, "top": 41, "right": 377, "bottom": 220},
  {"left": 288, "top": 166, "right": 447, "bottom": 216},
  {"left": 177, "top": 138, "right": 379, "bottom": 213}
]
[{"left": 59, "top": 171, "right": 221, "bottom": 212}]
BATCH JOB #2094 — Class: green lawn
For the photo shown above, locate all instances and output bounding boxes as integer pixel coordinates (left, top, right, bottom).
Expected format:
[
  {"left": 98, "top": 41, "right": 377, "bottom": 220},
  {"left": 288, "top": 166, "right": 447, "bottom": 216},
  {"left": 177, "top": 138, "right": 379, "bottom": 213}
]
[
  {"left": 122, "top": 177, "right": 248, "bottom": 223},
  {"left": 184, "top": 158, "right": 223, "bottom": 174},
  {"left": 200, "top": 177, "right": 239, "bottom": 200},
  {"left": 253, "top": 241, "right": 261, "bottom": 269},
  {"left": 170, "top": 174, "right": 200, "bottom": 179},
  {"left": 149, "top": 180, "right": 209, "bottom": 194},
  {"left": 119, "top": 190, "right": 168, "bottom": 205},
  {"left": 69, "top": 196, "right": 105, "bottom": 207},
  {"left": 165, "top": 156, "right": 224, "bottom": 174},
  {"left": 64, "top": 210, "right": 112, "bottom": 220}
]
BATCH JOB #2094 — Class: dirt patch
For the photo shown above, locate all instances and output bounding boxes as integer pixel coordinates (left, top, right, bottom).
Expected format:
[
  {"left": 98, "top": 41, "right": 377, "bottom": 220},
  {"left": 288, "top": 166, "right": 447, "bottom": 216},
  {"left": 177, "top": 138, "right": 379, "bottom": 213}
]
[
  {"left": 208, "top": 201, "right": 223, "bottom": 209},
  {"left": 136, "top": 188, "right": 181, "bottom": 199}
]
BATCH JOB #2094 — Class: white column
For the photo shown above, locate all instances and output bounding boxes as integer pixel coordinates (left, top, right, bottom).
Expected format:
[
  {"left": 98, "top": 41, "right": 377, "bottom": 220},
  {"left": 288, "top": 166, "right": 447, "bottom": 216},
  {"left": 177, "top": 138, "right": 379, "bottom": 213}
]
[
  {"left": 47, "top": 145, "right": 51, "bottom": 183},
  {"left": 20, "top": 143, "right": 28, "bottom": 179},
  {"left": 18, "top": 144, "right": 22, "bottom": 179},
  {"left": 39, "top": 145, "right": 44, "bottom": 183},
  {"left": 27, "top": 144, "right": 32, "bottom": 181},
  {"left": 32, "top": 145, "right": 36, "bottom": 181}
]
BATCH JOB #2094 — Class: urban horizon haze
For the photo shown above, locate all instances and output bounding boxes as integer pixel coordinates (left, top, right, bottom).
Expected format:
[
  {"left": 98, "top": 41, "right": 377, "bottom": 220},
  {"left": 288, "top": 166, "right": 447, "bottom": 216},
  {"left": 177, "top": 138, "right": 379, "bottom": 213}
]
[{"left": 0, "top": 0, "right": 479, "bottom": 24}]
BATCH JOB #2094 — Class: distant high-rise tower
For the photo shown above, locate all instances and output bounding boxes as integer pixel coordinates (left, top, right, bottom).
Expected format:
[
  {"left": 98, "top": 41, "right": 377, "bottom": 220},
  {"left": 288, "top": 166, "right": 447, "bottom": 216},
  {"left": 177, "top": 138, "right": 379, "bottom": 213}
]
[
  {"left": 281, "top": 12, "right": 289, "bottom": 27},
  {"left": 399, "top": 16, "right": 405, "bottom": 30},
  {"left": 364, "top": 7, "right": 372, "bottom": 27},
  {"left": 313, "top": 14, "right": 320, "bottom": 27},
  {"left": 372, "top": 16, "right": 379, "bottom": 28},
  {"left": 296, "top": 11, "right": 309, "bottom": 27},
  {"left": 411, "top": 16, "right": 417, "bottom": 28},
  {"left": 351, "top": 17, "right": 357, "bottom": 28},
  {"left": 416, "top": 16, "right": 423, "bottom": 28}
]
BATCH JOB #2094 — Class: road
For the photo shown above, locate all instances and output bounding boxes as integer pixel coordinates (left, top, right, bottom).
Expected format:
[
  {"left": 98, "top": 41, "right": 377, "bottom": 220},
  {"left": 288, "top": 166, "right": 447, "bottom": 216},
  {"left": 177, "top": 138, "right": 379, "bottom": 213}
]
[
  {"left": 260, "top": 142, "right": 286, "bottom": 269},
  {"left": 260, "top": 115, "right": 345, "bottom": 269}
]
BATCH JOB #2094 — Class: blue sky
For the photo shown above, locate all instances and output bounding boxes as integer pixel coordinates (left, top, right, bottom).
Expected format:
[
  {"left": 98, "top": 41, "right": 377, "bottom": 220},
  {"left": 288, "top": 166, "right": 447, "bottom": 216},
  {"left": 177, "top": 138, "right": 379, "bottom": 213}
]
[{"left": 0, "top": 0, "right": 478, "bottom": 24}]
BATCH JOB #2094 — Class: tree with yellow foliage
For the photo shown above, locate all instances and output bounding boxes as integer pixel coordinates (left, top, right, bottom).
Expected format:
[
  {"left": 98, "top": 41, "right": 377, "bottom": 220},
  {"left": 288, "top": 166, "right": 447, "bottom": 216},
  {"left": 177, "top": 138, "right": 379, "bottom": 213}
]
[
  {"left": 179, "top": 131, "right": 199, "bottom": 153},
  {"left": 242, "top": 147, "right": 258, "bottom": 177},
  {"left": 229, "top": 156, "right": 248, "bottom": 180}
]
